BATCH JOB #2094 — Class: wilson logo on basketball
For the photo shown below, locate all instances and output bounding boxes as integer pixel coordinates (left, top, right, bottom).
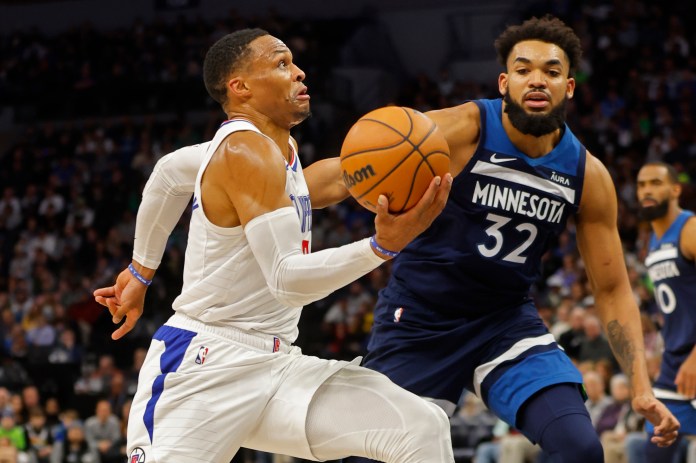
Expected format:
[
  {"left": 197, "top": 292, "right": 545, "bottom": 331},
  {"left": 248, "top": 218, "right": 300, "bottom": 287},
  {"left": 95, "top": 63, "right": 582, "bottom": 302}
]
[{"left": 343, "top": 165, "right": 376, "bottom": 187}]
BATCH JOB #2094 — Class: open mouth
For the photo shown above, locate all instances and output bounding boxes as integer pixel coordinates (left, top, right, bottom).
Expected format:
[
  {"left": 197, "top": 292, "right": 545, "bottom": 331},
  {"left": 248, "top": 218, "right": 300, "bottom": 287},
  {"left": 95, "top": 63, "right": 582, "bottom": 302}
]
[
  {"left": 525, "top": 92, "right": 549, "bottom": 109},
  {"left": 296, "top": 86, "right": 310, "bottom": 100}
]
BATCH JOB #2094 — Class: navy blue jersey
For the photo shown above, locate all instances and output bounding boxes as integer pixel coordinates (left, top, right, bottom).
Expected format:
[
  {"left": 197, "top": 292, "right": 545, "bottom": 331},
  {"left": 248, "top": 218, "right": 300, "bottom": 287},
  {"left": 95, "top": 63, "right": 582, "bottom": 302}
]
[
  {"left": 646, "top": 210, "right": 696, "bottom": 391},
  {"left": 387, "top": 98, "right": 586, "bottom": 316}
]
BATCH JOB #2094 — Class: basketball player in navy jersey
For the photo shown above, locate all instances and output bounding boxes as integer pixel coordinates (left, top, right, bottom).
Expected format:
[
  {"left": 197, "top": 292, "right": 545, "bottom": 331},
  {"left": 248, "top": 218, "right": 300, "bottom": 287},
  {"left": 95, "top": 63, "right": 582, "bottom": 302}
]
[
  {"left": 96, "top": 17, "right": 679, "bottom": 462},
  {"left": 348, "top": 16, "right": 677, "bottom": 462},
  {"left": 637, "top": 162, "right": 696, "bottom": 462},
  {"left": 96, "top": 29, "right": 456, "bottom": 463}
]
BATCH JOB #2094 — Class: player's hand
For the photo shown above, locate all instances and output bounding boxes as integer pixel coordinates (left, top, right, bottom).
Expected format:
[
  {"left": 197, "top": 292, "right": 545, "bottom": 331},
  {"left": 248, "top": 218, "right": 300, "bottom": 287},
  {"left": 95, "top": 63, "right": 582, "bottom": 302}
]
[
  {"left": 93, "top": 266, "right": 148, "bottom": 340},
  {"left": 674, "top": 351, "right": 696, "bottom": 398},
  {"left": 632, "top": 394, "right": 680, "bottom": 447},
  {"left": 373, "top": 173, "right": 452, "bottom": 255}
]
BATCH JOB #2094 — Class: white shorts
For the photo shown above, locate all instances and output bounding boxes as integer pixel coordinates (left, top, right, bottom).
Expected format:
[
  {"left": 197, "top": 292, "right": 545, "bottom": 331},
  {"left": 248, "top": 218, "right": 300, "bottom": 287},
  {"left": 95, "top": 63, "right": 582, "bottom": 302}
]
[{"left": 127, "top": 312, "right": 359, "bottom": 463}]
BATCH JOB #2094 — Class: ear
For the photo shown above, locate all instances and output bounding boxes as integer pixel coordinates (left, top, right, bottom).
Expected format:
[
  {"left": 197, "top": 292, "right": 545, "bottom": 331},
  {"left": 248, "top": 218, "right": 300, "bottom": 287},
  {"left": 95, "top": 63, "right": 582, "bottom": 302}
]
[
  {"left": 228, "top": 76, "right": 250, "bottom": 100},
  {"left": 672, "top": 181, "right": 682, "bottom": 199},
  {"left": 498, "top": 73, "right": 508, "bottom": 96},
  {"left": 566, "top": 77, "right": 576, "bottom": 99}
]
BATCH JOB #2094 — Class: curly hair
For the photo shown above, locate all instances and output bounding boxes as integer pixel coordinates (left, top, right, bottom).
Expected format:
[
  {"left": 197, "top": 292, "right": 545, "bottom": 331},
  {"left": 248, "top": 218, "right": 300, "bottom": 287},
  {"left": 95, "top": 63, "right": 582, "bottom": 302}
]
[
  {"left": 494, "top": 15, "right": 582, "bottom": 77},
  {"left": 203, "top": 28, "right": 269, "bottom": 106}
]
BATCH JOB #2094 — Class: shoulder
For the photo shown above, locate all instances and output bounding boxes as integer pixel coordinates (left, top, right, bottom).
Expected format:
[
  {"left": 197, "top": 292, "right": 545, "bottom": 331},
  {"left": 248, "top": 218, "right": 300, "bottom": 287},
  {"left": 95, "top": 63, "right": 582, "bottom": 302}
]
[
  {"left": 426, "top": 102, "right": 482, "bottom": 176},
  {"left": 425, "top": 101, "right": 480, "bottom": 129},
  {"left": 578, "top": 151, "right": 616, "bottom": 219},
  {"left": 205, "top": 131, "right": 287, "bottom": 186},
  {"left": 215, "top": 130, "right": 283, "bottom": 168}
]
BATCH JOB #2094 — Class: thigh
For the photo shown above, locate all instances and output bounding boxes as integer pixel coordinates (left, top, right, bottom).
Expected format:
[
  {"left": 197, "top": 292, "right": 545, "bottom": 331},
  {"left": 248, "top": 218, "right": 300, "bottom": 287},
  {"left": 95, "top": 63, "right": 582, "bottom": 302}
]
[
  {"left": 243, "top": 353, "right": 359, "bottom": 460},
  {"left": 128, "top": 325, "right": 275, "bottom": 463},
  {"left": 247, "top": 361, "right": 453, "bottom": 462}
]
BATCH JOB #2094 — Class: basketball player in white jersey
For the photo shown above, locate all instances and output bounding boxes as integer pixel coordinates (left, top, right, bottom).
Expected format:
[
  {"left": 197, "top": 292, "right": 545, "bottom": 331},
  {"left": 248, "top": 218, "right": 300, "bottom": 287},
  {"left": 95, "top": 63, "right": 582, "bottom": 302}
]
[{"left": 95, "top": 29, "right": 454, "bottom": 463}]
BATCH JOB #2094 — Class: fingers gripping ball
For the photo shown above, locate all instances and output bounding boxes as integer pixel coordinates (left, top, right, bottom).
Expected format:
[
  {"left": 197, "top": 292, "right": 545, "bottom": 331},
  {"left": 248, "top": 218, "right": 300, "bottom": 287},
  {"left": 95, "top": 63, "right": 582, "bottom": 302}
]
[{"left": 339, "top": 106, "right": 450, "bottom": 213}]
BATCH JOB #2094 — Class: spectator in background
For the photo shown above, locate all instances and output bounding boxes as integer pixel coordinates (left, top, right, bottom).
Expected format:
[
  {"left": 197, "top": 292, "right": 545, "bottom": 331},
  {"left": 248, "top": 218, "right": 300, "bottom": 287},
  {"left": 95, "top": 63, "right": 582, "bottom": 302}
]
[
  {"left": 23, "top": 407, "right": 53, "bottom": 463},
  {"left": 0, "top": 412, "right": 26, "bottom": 459},
  {"left": 558, "top": 306, "right": 586, "bottom": 360},
  {"left": 583, "top": 371, "right": 613, "bottom": 428},
  {"left": 51, "top": 422, "right": 100, "bottom": 463},
  {"left": 578, "top": 315, "right": 616, "bottom": 366},
  {"left": 0, "top": 391, "right": 11, "bottom": 418},
  {"left": 83, "top": 400, "right": 119, "bottom": 463}
]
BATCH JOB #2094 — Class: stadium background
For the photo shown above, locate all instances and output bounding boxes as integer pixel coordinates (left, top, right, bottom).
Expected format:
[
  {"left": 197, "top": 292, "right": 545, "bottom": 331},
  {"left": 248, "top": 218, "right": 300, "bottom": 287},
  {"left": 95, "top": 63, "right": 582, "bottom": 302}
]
[{"left": 0, "top": 0, "right": 695, "bottom": 462}]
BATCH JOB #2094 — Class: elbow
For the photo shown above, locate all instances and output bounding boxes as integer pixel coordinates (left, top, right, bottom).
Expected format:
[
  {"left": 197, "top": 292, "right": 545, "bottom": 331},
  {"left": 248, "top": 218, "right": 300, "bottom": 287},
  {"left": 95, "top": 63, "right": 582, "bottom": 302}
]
[{"left": 266, "top": 283, "right": 307, "bottom": 308}]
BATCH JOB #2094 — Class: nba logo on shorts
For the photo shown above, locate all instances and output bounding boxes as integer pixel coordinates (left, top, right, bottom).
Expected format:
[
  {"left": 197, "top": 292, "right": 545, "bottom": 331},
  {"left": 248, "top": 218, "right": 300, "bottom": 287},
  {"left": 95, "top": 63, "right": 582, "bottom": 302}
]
[
  {"left": 195, "top": 346, "right": 208, "bottom": 365},
  {"left": 273, "top": 337, "right": 281, "bottom": 352},
  {"left": 394, "top": 307, "right": 404, "bottom": 322},
  {"left": 130, "top": 447, "right": 145, "bottom": 463}
]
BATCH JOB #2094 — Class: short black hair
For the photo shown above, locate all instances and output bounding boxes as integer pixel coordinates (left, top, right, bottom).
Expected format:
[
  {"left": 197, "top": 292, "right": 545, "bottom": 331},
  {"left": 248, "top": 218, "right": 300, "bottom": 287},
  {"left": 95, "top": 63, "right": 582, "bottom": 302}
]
[
  {"left": 494, "top": 15, "right": 582, "bottom": 77},
  {"left": 643, "top": 162, "right": 680, "bottom": 184},
  {"left": 203, "top": 28, "right": 269, "bottom": 106}
]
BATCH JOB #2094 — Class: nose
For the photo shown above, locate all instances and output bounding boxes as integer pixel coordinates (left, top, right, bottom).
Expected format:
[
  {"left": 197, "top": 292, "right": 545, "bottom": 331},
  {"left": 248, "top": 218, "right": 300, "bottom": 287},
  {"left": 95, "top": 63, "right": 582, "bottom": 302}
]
[
  {"left": 528, "top": 69, "right": 546, "bottom": 88},
  {"left": 294, "top": 65, "right": 305, "bottom": 82}
]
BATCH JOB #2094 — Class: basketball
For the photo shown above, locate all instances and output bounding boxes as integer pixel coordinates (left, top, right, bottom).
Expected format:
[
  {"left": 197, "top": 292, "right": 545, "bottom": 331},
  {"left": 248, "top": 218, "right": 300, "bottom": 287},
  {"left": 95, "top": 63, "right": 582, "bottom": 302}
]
[{"left": 339, "top": 106, "right": 450, "bottom": 213}]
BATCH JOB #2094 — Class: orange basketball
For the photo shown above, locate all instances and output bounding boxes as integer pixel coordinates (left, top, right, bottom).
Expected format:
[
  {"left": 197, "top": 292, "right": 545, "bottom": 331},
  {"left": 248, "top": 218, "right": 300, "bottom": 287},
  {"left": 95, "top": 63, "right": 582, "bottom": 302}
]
[{"left": 339, "top": 106, "right": 450, "bottom": 213}]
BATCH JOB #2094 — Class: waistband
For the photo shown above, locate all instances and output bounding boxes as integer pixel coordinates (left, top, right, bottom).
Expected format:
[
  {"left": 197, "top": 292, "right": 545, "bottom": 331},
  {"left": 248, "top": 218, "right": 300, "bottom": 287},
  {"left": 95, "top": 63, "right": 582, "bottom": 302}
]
[{"left": 167, "top": 312, "right": 293, "bottom": 354}]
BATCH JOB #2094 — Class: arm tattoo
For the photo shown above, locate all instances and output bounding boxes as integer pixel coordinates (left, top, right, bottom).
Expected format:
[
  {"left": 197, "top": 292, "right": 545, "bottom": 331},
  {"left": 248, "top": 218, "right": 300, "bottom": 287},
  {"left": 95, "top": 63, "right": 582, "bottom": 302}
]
[{"left": 606, "top": 320, "right": 635, "bottom": 379}]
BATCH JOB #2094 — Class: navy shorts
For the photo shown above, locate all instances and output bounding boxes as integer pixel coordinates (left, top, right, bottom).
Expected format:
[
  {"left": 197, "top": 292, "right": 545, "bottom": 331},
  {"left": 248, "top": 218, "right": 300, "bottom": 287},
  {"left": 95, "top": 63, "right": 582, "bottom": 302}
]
[{"left": 362, "top": 288, "right": 583, "bottom": 426}]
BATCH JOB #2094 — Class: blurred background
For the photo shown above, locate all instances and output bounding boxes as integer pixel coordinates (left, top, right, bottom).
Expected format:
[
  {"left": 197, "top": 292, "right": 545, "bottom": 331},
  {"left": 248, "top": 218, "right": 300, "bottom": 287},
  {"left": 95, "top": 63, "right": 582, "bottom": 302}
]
[{"left": 0, "top": 0, "right": 695, "bottom": 462}]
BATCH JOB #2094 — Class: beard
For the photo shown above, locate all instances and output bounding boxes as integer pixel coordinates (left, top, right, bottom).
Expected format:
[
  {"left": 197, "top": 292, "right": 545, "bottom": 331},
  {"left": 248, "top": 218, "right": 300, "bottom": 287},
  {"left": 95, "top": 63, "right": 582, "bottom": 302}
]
[
  {"left": 503, "top": 91, "right": 567, "bottom": 137},
  {"left": 638, "top": 198, "right": 670, "bottom": 221}
]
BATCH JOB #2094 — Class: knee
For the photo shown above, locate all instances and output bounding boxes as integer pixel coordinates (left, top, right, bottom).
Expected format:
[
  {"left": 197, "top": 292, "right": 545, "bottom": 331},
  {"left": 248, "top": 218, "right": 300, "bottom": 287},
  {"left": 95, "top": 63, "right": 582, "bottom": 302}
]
[
  {"left": 556, "top": 435, "right": 603, "bottom": 463},
  {"left": 417, "top": 401, "right": 451, "bottom": 440}
]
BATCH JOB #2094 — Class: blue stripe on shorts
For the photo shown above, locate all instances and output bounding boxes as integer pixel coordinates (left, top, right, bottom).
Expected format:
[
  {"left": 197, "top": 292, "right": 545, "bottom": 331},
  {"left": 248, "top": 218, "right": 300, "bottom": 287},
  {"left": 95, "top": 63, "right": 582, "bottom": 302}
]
[
  {"left": 485, "top": 349, "right": 582, "bottom": 426},
  {"left": 144, "top": 325, "right": 197, "bottom": 443}
]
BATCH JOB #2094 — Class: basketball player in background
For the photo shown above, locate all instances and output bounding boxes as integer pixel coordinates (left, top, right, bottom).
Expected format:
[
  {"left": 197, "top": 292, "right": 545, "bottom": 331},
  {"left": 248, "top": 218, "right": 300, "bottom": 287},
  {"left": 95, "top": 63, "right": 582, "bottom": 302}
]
[
  {"left": 96, "top": 16, "right": 679, "bottom": 462},
  {"left": 96, "top": 28, "right": 456, "bottom": 463},
  {"left": 637, "top": 162, "right": 696, "bottom": 462}
]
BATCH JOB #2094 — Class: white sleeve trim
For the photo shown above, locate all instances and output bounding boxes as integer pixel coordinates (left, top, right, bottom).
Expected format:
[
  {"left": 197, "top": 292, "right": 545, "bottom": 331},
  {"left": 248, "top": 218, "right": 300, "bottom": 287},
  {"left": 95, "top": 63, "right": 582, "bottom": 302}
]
[{"left": 245, "top": 207, "right": 384, "bottom": 307}]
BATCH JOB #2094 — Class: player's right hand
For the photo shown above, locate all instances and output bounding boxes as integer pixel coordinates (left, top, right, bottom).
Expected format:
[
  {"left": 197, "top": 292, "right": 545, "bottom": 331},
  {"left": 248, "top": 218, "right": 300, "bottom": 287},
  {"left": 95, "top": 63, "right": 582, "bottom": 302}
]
[
  {"left": 373, "top": 173, "right": 452, "bottom": 254},
  {"left": 93, "top": 266, "right": 148, "bottom": 340},
  {"left": 632, "top": 394, "right": 680, "bottom": 447}
]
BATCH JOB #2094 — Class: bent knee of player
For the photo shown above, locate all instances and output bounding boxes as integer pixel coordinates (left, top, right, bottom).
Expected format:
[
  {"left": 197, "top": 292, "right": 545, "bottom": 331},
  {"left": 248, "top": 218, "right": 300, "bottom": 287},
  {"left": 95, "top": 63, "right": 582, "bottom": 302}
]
[{"left": 392, "top": 399, "right": 453, "bottom": 462}]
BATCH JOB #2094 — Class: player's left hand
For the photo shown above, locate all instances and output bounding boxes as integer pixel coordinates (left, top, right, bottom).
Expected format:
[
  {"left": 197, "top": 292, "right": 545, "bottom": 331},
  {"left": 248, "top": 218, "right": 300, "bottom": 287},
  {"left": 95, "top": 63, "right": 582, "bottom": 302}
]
[
  {"left": 373, "top": 173, "right": 452, "bottom": 254},
  {"left": 632, "top": 394, "right": 680, "bottom": 447},
  {"left": 93, "top": 267, "right": 147, "bottom": 340},
  {"left": 675, "top": 351, "right": 696, "bottom": 398}
]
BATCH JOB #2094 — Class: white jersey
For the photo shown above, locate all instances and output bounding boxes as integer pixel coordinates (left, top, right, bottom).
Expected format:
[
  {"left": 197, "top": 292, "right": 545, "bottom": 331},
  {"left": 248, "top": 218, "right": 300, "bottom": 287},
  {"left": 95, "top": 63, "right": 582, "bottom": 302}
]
[{"left": 172, "top": 119, "right": 312, "bottom": 342}]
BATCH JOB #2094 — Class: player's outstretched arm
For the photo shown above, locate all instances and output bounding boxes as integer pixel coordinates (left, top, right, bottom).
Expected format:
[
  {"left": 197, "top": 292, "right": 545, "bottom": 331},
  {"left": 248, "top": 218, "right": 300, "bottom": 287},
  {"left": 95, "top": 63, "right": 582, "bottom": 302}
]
[
  {"left": 134, "top": 143, "right": 207, "bottom": 268},
  {"left": 93, "top": 261, "right": 155, "bottom": 340},
  {"left": 93, "top": 143, "right": 205, "bottom": 339},
  {"left": 576, "top": 153, "right": 679, "bottom": 447}
]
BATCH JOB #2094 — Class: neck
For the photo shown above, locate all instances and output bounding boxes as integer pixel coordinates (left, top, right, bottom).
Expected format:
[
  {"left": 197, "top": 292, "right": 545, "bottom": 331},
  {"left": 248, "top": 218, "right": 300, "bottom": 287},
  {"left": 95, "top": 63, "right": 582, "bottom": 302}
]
[
  {"left": 225, "top": 109, "right": 292, "bottom": 162},
  {"left": 502, "top": 113, "right": 562, "bottom": 158},
  {"left": 650, "top": 206, "right": 682, "bottom": 238}
]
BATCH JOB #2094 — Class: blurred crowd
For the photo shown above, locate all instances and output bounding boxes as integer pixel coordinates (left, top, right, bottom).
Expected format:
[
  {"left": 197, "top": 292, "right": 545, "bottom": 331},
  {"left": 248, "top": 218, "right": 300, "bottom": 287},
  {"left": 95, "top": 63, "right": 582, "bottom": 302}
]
[{"left": 1, "top": 1, "right": 696, "bottom": 462}]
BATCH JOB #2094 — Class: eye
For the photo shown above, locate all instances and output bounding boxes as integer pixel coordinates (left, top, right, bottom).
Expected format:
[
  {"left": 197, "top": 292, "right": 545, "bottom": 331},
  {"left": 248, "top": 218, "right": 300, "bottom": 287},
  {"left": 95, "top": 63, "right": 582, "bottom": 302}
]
[
  {"left": 548, "top": 70, "right": 561, "bottom": 77},
  {"left": 516, "top": 68, "right": 528, "bottom": 75},
  {"left": 278, "top": 60, "right": 287, "bottom": 68}
]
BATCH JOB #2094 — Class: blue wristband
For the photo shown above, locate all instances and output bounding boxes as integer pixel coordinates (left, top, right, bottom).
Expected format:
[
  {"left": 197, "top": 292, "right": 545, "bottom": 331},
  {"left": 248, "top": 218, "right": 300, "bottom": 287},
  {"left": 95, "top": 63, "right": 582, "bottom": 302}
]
[
  {"left": 128, "top": 263, "right": 153, "bottom": 286},
  {"left": 369, "top": 235, "right": 400, "bottom": 258}
]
